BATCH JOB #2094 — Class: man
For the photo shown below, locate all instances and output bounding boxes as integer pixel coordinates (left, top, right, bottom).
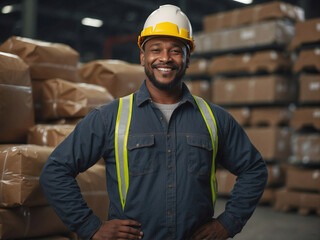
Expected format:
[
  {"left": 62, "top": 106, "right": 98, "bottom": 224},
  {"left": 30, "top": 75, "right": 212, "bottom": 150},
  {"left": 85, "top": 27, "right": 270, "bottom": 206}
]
[{"left": 40, "top": 4, "right": 268, "bottom": 240}]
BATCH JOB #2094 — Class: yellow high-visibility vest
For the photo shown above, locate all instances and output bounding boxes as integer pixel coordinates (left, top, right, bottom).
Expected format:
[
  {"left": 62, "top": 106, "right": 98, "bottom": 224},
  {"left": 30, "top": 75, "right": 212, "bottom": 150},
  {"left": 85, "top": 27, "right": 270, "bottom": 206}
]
[{"left": 115, "top": 93, "right": 218, "bottom": 210}]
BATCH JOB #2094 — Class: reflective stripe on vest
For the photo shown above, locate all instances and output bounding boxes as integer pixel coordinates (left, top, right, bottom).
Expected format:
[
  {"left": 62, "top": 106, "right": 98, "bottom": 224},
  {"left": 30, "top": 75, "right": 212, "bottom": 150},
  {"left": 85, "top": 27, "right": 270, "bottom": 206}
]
[
  {"left": 115, "top": 94, "right": 218, "bottom": 210},
  {"left": 115, "top": 93, "right": 133, "bottom": 210},
  {"left": 193, "top": 95, "right": 218, "bottom": 207}
]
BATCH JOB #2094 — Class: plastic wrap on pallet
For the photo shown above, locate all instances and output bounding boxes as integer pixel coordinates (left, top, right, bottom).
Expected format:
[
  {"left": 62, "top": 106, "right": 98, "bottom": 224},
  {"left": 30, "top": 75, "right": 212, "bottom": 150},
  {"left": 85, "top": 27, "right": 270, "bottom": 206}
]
[
  {"left": 290, "top": 133, "right": 320, "bottom": 164},
  {"left": 0, "top": 205, "right": 70, "bottom": 239},
  {"left": 0, "top": 36, "right": 79, "bottom": 82},
  {"left": 0, "top": 145, "right": 109, "bottom": 220},
  {"left": 0, "top": 144, "right": 54, "bottom": 207},
  {"left": 27, "top": 124, "right": 75, "bottom": 147},
  {"left": 79, "top": 59, "right": 145, "bottom": 99},
  {"left": 32, "top": 78, "right": 114, "bottom": 120},
  {"left": 0, "top": 52, "right": 35, "bottom": 143}
]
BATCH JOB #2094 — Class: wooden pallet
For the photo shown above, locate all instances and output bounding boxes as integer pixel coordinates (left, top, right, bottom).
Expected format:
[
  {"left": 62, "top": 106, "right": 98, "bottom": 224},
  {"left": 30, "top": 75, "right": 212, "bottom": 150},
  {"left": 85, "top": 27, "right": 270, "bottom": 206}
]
[{"left": 274, "top": 189, "right": 320, "bottom": 215}]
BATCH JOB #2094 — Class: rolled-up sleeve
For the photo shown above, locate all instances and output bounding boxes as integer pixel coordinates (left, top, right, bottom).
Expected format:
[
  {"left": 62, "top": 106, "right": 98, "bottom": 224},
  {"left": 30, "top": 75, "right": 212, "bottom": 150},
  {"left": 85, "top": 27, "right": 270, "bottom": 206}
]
[
  {"left": 40, "top": 109, "right": 108, "bottom": 239},
  {"left": 214, "top": 106, "right": 268, "bottom": 237}
]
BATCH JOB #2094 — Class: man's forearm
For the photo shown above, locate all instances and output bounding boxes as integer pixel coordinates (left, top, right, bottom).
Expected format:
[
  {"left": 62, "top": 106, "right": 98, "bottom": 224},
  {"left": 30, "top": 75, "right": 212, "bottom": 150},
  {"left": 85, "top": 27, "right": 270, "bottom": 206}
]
[{"left": 40, "top": 155, "right": 102, "bottom": 239}]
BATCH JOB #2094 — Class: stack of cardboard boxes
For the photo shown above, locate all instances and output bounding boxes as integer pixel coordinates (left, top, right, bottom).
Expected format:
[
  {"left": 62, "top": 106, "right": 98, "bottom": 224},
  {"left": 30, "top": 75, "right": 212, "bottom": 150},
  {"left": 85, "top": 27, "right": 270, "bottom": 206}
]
[
  {"left": 274, "top": 17, "right": 320, "bottom": 215},
  {"left": 0, "top": 36, "right": 144, "bottom": 239},
  {"left": 187, "top": 1, "right": 319, "bottom": 215},
  {"left": 186, "top": 1, "right": 305, "bottom": 205}
]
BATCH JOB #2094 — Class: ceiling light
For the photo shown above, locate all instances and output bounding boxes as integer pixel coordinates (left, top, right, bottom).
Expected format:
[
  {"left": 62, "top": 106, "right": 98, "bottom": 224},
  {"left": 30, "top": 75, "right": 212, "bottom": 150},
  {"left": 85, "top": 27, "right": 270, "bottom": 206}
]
[
  {"left": 2, "top": 5, "right": 14, "bottom": 14},
  {"left": 233, "top": 0, "right": 253, "bottom": 4},
  {"left": 81, "top": 17, "right": 103, "bottom": 27}
]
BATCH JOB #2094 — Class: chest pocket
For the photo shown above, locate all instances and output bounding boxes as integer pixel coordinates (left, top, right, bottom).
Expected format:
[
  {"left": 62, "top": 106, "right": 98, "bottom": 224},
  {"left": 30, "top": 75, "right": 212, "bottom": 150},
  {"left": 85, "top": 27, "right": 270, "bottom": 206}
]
[
  {"left": 187, "top": 135, "right": 213, "bottom": 176},
  {"left": 127, "top": 134, "right": 155, "bottom": 176}
]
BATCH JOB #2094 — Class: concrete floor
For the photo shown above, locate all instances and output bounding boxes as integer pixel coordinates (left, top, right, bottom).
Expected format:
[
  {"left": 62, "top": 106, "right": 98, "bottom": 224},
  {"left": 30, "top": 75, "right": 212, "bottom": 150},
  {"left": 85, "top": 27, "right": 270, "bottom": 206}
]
[{"left": 214, "top": 198, "right": 320, "bottom": 240}]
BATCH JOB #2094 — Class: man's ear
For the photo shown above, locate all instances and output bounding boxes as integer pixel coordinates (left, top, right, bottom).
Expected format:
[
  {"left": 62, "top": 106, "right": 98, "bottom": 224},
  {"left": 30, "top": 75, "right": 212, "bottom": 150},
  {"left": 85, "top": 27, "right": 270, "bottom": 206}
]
[
  {"left": 140, "top": 49, "right": 145, "bottom": 66},
  {"left": 186, "top": 54, "right": 190, "bottom": 68}
]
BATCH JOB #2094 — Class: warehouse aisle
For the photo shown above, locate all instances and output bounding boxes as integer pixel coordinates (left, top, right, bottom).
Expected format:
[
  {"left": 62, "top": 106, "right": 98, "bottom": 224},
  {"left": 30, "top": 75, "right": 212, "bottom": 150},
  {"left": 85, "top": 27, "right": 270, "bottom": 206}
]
[{"left": 214, "top": 198, "right": 320, "bottom": 240}]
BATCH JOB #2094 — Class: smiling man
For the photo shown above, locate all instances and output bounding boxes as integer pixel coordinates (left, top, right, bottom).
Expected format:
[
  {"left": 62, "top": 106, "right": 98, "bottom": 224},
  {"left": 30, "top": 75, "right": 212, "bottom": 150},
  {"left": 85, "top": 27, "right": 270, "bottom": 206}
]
[{"left": 40, "top": 4, "right": 268, "bottom": 240}]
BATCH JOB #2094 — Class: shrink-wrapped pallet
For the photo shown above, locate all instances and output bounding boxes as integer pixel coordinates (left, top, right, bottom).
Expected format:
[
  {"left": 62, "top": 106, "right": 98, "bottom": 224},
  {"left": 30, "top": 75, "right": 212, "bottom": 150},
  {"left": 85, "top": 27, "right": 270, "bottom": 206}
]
[
  {"left": 0, "top": 52, "right": 35, "bottom": 143},
  {"left": 0, "top": 36, "right": 79, "bottom": 81}
]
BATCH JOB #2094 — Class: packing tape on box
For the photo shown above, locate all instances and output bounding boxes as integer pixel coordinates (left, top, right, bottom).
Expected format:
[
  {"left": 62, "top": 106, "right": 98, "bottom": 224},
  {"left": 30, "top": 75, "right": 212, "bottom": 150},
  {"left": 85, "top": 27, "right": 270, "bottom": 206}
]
[
  {"left": 22, "top": 207, "right": 31, "bottom": 237},
  {"left": 30, "top": 62, "right": 77, "bottom": 71},
  {"left": 0, "top": 83, "right": 32, "bottom": 93},
  {"left": 44, "top": 99, "right": 87, "bottom": 119},
  {"left": 0, "top": 150, "right": 9, "bottom": 204}
]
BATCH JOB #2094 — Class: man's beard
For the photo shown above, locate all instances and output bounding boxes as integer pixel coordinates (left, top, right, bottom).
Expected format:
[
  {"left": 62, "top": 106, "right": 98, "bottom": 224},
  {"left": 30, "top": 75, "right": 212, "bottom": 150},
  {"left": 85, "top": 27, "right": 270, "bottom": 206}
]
[{"left": 145, "top": 65, "right": 186, "bottom": 91}]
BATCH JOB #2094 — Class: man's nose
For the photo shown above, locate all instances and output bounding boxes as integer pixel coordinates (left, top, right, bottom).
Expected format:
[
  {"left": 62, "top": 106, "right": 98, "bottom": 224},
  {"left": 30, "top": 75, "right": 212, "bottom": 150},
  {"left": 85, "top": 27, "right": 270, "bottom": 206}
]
[{"left": 159, "top": 50, "right": 172, "bottom": 62}]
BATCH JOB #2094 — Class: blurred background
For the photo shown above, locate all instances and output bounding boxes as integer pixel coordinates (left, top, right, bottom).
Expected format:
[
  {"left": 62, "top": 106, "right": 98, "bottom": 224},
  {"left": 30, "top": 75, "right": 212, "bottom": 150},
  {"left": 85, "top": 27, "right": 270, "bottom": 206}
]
[
  {"left": 0, "top": 1, "right": 320, "bottom": 239},
  {"left": 1, "top": 0, "right": 319, "bottom": 63}
]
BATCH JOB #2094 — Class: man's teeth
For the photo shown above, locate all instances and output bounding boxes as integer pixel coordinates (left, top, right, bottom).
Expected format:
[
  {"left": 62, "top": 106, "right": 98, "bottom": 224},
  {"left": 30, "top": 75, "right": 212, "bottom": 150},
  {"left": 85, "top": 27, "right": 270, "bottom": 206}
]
[{"left": 158, "top": 68, "right": 172, "bottom": 72}]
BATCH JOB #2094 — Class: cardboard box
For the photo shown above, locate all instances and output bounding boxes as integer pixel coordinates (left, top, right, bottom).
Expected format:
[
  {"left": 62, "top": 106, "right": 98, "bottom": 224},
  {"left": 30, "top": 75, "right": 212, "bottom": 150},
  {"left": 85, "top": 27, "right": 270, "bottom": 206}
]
[
  {"left": 216, "top": 168, "right": 236, "bottom": 196},
  {"left": 0, "top": 145, "right": 54, "bottom": 207},
  {"left": 212, "top": 75, "right": 295, "bottom": 105},
  {"left": 225, "top": 107, "right": 250, "bottom": 126},
  {"left": 0, "top": 52, "right": 35, "bottom": 143},
  {"left": 207, "top": 50, "right": 291, "bottom": 75},
  {"left": 186, "top": 58, "right": 209, "bottom": 76},
  {"left": 52, "top": 118, "right": 83, "bottom": 125},
  {"left": 0, "top": 36, "right": 79, "bottom": 82},
  {"left": 266, "top": 164, "right": 285, "bottom": 187},
  {"left": 27, "top": 124, "right": 75, "bottom": 147},
  {"left": 184, "top": 80, "right": 211, "bottom": 102},
  {"left": 288, "top": 17, "right": 320, "bottom": 50},
  {"left": 286, "top": 166, "right": 320, "bottom": 192},
  {"left": 260, "top": 188, "right": 275, "bottom": 204},
  {"left": 274, "top": 189, "right": 320, "bottom": 215},
  {"left": 290, "top": 133, "right": 320, "bottom": 164},
  {"left": 79, "top": 59, "right": 145, "bottom": 99},
  {"left": 28, "top": 235, "right": 74, "bottom": 240},
  {"left": 0, "top": 178, "right": 108, "bottom": 239},
  {"left": 299, "top": 74, "right": 320, "bottom": 103},
  {"left": 195, "top": 20, "right": 295, "bottom": 54},
  {"left": 203, "top": 1, "right": 304, "bottom": 32},
  {"left": 0, "top": 205, "right": 70, "bottom": 239},
  {"left": 290, "top": 107, "right": 320, "bottom": 130},
  {"left": 245, "top": 127, "right": 291, "bottom": 161},
  {"left": 0, "top": 145, "right": 109, "bottom": 208},
  {"left": 293, "top": 48, "right": 320, "bottom": 73},
  {"left": 76, "top": 164, "right": 109, "bottom": 222},
  {"left": 250, "top": 107, "right": 292, "bottom": 126},
  {"left": 32, "top": 78, "right": 114, "bottom": 120}
]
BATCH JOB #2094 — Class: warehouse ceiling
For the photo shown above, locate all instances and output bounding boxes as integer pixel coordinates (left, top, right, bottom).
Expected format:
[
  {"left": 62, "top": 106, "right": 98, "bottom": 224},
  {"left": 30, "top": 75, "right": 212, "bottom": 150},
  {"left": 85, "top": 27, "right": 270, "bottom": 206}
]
[{"left": 0, "top": 0, "right": 318, "bottom": 63}]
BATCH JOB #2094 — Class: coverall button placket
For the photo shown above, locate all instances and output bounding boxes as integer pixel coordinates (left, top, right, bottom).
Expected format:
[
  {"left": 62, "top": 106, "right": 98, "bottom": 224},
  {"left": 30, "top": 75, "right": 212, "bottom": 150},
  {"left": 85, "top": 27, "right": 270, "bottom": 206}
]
[{"left": 166, "top": 117, "right": 177, "bottom": 238}]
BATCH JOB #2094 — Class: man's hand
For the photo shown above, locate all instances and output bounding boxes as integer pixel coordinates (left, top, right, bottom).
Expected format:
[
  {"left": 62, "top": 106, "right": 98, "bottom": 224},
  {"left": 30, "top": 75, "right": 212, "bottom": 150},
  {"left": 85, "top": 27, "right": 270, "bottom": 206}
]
[
  {"left": 190, "top": 219, "right": 229, "bottom": 240},
  {"left": 92, "top": 219, "right": 143, "bottom": 240}
]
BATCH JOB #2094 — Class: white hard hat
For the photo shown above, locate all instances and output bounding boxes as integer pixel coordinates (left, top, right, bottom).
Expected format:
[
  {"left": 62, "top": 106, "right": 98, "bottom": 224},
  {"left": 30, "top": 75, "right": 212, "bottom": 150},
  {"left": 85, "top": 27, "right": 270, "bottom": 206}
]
[{"left": 138, "top": 4, "right": 195, "bottom": 52}]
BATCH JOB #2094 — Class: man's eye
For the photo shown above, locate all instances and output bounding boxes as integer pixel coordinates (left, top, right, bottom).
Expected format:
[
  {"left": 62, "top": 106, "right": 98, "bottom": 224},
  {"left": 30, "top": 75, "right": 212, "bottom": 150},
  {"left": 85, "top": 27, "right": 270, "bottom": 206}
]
[
  {"left": 171, "top": 49, "right": 182, "bottom": 54},
  {"left": 151, "top": 49, "right": 160, "bottom": 52}
]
